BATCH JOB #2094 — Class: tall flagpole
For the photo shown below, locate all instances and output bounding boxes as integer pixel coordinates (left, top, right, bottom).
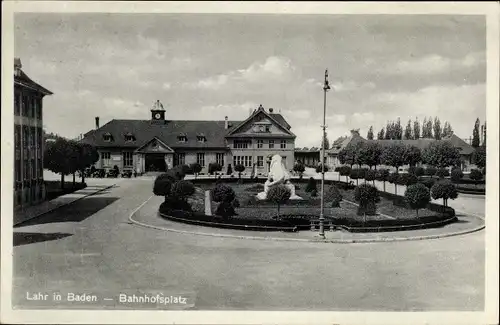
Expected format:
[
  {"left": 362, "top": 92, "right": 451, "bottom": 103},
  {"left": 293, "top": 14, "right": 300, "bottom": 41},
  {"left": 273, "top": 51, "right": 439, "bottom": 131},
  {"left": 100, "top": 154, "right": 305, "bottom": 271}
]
[{"left": 319, "top": 69, "right": 331, "bottom": 239}]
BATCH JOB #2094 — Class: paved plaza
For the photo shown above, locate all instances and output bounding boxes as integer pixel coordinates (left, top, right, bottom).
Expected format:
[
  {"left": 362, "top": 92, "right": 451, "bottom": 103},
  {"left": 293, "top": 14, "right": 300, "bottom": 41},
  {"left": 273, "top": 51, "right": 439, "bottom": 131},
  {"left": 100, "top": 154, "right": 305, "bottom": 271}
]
[{"left": 12, "top": 176, "right": 486, "bottom": 311}]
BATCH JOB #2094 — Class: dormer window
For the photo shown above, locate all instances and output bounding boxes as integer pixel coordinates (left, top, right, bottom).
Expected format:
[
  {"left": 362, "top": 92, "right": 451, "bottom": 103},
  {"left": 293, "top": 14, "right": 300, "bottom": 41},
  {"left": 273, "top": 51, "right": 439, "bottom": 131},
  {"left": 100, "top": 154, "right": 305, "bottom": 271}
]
[
  {"left": 103, "top": 132, "right": 113, "bottom": 142},
  {"left": 177, "top": 133, "right": 187, "bottom": 142},
  {"left": 197, "top": 134, "right": 207, "bottom": 143},
  {"left": 124, "top": 133, "right": 135, "bottom": 142},
  {"left": 253, "top": 123, "right": 271, "bottom": 133}
]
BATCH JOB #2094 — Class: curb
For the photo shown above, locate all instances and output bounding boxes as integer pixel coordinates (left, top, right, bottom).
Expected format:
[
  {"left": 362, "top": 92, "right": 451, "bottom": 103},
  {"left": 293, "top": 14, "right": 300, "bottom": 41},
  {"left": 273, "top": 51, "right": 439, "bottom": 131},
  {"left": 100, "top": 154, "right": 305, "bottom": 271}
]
[
  {"left": 14, "top": 183, "right": 116, "bottom": 226},
  {"left": 128, "top": 197, "right": 485, "bottom": 244}
]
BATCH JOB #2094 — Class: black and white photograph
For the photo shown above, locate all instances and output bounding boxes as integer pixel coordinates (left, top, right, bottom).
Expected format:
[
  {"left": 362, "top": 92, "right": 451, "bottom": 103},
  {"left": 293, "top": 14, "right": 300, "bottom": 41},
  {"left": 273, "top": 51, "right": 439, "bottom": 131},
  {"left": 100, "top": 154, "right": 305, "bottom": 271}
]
[{"left": 1, "top": 2, "right": 498, "bottom": 324}]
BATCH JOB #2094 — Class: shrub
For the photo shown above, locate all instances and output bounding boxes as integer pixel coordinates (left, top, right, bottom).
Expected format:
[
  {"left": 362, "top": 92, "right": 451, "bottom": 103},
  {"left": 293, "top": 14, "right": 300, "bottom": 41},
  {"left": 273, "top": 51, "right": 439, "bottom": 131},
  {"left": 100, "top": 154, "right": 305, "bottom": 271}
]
[
  {"left": 354, "top": 184, "right": 380, "bottom": 220},
  {"left": 316, "top": 164, "right": 329, "bottom": 173},
  {"left": 267, "top": 185, "right": 291, "bottom": 217},
  {"left": 163, "top": 196, "right": 192, "bottom": 212},
  {"left": 339, "top": 165, "right": 352, "bottom": 182},
  {"left": 435, "top": 168, "right": 450, "bottom": 178},
  {"left": 171, "top": 180, "right": 195, "bottom": 200},
  {"left": 310, "top": 189, "right": 318, "bottom": 197},
  {"left": 326, "top": 185, "right": 343, "bottom": 207},
  {"left": 153, "top": 174, "right": 172, "bottom": 200},
  {"left": 180, "top": 164, "right": 193, "bottom": 175},
  {"left": 234, "top": 164, "right": 245, "bottom": 180},
  {"left": 407, "top": 166, "right": 417, "bottom": 175},
  {"left": 305, "top": 177, "right": 317, "bottom": 193},
  {"left": 211, "top": 183, "right": 236, "bottom": 203},
  {"left": 397, "top": 173, "right": 418, "bottom": 186},
  {"left": 208, "top": 162, "right": 222, "bottom": 176},
  {"left": 424, "top": 166, "right": 437, "bottom": 177},
  {"left": 293, "top": 162, "right": 306, "bottom": 179},
  {"left": 450, "top": 168, "right": 464, "bottom": 182},
  {"left": 404, "top": 183, "right": 431, "bottom": 217},
  {"left": 190, "top": 163, "right": 202, "bottom": 178},
  {"left": 414, "top": 166, "right": 425, "bottom": 177},
  {"left": 469, "top": 169, "right": 483, "bottom": 183},
  {"left": 226, "top": 164, "right": 233, "bottom": 175},
  {"left": 419, "top": 178, "right": 436, "bottom": 190},
  {"left": 334, "top": 166, "right": 341, "bottom": 172},
  {"left": 365, "top": 169, "right": 376, "bottom": 184},
  {"left": 431, "top": 180, "right": 458, "bottom": 207}
]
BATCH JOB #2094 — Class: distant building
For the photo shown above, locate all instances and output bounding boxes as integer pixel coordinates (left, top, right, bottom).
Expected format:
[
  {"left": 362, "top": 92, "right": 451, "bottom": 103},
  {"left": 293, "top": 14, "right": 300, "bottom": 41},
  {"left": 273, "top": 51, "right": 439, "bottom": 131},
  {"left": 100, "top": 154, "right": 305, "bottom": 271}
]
[
  {"left": 14, "top": 58, "right": 53, "bottom": 208},
  {"left": 325, "top": 129, "right": 477, "bottom": 171},
  {"left": 294, "top": 147, "right": 321, "bottom": 167},
  {"left": 80, "top": 103, "right": 296, "bottom": 175}
]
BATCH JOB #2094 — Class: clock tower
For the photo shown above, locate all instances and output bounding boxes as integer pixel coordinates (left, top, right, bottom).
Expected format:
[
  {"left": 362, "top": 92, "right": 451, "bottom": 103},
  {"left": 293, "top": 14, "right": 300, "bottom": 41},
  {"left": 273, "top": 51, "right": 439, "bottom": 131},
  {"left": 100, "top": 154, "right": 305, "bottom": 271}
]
[{"left": 151, "top": 99, "right": 166, "bottom": 124}]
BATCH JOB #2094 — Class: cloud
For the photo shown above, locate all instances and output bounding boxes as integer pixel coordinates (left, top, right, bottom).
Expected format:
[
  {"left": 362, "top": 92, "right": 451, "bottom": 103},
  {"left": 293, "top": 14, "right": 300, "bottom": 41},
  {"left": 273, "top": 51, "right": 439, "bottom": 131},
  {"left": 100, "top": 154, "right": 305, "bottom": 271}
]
[
  {"left": 162, "top": 82, "right": 172, "bottom": 90},
  {"left": 384, "top": 52, "right": 485, "bottom": 76}
]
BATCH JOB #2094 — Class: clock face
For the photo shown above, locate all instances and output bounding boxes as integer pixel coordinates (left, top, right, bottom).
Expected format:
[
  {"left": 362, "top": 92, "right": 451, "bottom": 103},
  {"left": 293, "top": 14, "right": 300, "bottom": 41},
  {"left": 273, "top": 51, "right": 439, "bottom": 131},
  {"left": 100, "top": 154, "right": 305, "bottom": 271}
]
[{"left": 155, "top": 113, "right": 161, "bottom": 119}]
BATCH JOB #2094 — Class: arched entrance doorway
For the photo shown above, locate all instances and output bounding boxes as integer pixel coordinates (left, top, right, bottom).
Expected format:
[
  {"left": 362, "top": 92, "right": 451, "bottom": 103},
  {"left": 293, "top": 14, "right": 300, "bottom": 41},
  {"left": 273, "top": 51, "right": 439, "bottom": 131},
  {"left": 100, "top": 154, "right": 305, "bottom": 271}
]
[{"left": 145, "top": 154, "right": 167, "bottom": 172}]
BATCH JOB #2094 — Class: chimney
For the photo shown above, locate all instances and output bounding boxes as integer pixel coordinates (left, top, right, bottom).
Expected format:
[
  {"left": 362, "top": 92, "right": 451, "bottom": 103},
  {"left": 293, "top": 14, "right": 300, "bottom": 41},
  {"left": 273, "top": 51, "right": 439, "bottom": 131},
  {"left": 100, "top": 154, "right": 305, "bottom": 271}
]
[
  {"left": 14, "top": 58, "right": 22, "bottom": 77},
  {"left": 95, "top": 116, "right": 100, "bottom": 129},
  {"left": 269, "top": 108, "right": 274, "bottom": 113},
  {"left": 224, "top": 116, "right": 228, "bottom": 129}
]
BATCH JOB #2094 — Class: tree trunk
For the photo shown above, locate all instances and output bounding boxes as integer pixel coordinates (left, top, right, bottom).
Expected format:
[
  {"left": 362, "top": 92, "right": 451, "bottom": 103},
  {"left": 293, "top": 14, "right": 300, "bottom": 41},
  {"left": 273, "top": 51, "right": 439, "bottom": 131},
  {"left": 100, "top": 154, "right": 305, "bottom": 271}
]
[{"left": 61, "top": 174, "right": 65, "bottom": 190}]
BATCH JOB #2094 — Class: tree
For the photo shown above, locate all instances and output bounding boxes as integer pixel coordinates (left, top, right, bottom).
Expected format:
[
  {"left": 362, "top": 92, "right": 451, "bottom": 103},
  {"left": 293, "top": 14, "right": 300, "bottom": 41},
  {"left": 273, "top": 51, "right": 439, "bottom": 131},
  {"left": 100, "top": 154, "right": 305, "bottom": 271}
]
[
  {"left": 381, "top": 143, "right": 406, "bottom": 173},
  {"left": 377, "top": 128, "right": 385, "bottom": 140},
  {"left": 473, "top": 147, "right": 486, "bottom": 169},
  {"left": 350, "top": 169, "right": 360, "bottom": 186},
  {"left": 367, "top": 126, "right": 374, "bottom": 140},
  {"left": 413, "top": 118, "right": 421, "bottom": 139},
  {"left": 293, "top": 162, "right": 305, "bottom": 179},
  {"left": 426, "top": 117, "right": 434, "bottom": 139},
  {"left": 326, "top": 185, "right": 343, "bottom": 207},
  {"left": 405, "top": 183, "right": 431, "bottom": 217},
  {"left": 422, "top": 141, "right": 461, "bottom": 168},
  {"left": 357, "top": 142, "right": 382, "bottom": 170},
  {"left": 403, "top": 145, "right": 422, "bottom": 167},
  {"left": 171, "top": 180, "right": 195, "bottom": 200},
  {"left": 424, "top": 166, "right": 437, "bottom": 177},
  {"left": 316, "top": 164, "right": 329, "bottom": 173},
  {"left": 208, "top": 162, "right": 222, "bottom": 179},
  {"left": 190, "top": 163, "right": 202, "bottom": 179},
  {"left": 365, "top": 169, "right": 376, "bottom": 186},
  {"left": 422, "top": 117, "right": 428, "bottom": 138},
  {"left": 267, "top": 185, "right": 291, "bottom": 218},
  {"left": 397, "top": 173, "right": 418, "bottom": 187},
  {"left": 441, "top": 121, "right": 454, "bottom": 138},
  {"left": 321, "top": 134, "right": 330, "bottom": 150},
  {"left": 433, "top": 117, "right": 442, "bottom": 140},
  {"left": 395, "top": 118, "right": 403, "bottom": 140},
  {"left": 385, "top": 121, "right": 392, "bottom": 140},
  {"left": 66, "top": 140, "right": 82, "bottom": 186},
  {"left": 44, "top": 138, "right": 76, "bottom": 189},
  {"left": 338, "top": 143, "right": 357, "bottom": 167},
  {"left": 404, "top": 119, "right": 413, "bottom": 140},
  {"left": 375, "top": 169, "right": 390, "bottom": 192},
  {"left": 76, "top": 143, "right": 99, "bottom": 184},
  {"left": 354, "top": 184, "right": 380, "bottom": 222},
  {"left": 430, "top": 180, "right": 458, "bottom": 208},
  {"left": 153, "top": 174, "right": 173, "bottom": 202},
  {"left": 234, "top": 164, "right": 245, "bottom": 181},
  {"left": 211, "top": 183, "right": 237, "bottom": 218},
  {"left": 414, "top": 166, "right": 425, "bottom": 177},
  {"left": 450, "top": 168, "right": 464, "bottom": 182},
  {"left": 469, "top": 169, "right": 483, "bottom": 186},
  {"left": 472, "top": 118, "right": 481, "bottom": 148},
  {"left": 339, "top": 165, "right": 352, "bottom": 183},
  {"left": 388, "top": 172, "right": 399, "bottom": 195},
  {"left": 305, "top": 177, "right": 317, "bottom": 193}
]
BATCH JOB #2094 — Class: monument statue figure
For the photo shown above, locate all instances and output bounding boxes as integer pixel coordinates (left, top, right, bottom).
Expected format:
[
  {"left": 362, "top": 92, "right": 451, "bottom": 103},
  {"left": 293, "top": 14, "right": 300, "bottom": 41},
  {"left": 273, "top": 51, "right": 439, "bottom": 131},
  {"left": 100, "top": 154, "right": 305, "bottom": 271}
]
[{"left": 256, "top": 154, "right": 302, "bottom": 200}]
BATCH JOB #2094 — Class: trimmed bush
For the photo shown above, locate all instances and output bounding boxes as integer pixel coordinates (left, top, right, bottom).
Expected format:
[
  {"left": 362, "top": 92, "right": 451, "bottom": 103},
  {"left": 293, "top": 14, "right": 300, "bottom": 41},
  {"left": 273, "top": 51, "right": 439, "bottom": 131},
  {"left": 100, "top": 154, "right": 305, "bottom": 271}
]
[
  {"left": 181, "top": 164, "right": 193, "bottom": 175},
  {"left": 293, "top": 162, "right": 306, "bottom": 179},
  {"left": 397, "top": 173, "right": 418, "bottom": 186},
  {"left": 153, "top": 174, "right": 172, "bottom": 200},
  {"left": 326, "top": 185, "right": 343, "bottom": 207},
  {"left": 208, "top": 162, "right": 222, "bottom": 176},
  {"left": 211, "top": 183, "right": 236, "bottom": 203},
  {"left": 171, "top": 180, "right": 195, "bottom": 199},
  {"left": 305, "top": 177, "right": 317, "bottom": 193},
  {"left": 357, "top": 168, "right": 367, "bottom": 180},
  {"left": 190, "top": 163, "right": 202, "bottom": 178},
  {"left": 435, "top": 168, "right": 450, "bottom": 178},
  {"left": 365, "top": 169, "right": 376, "bottom": 184},
  {"left": 431, "top": 180, "right": 458, "bottom": 207},
  {"left": 354, "top": 184, "right": 380, "bottom": 219},
  {"left": 450, "top": 168, "right": 464, "bottom": 182},
  {"left": 350, "top": 169, "right": 360, "bottom": 185},
  {"left": 226, "top": 164, "right": 233, "bottom": 175},
  {"left": 388, "top": 172, "right": 398, "bottom": 184},
  {"left": 424, "top": 166, "right": 437, "bottom": 177},
  {"left": 404, "top": 183, "right": 431, "bottom": 217},
  {"left": 407, "top": 166, "right": 417, "bottom": 175},
  {"left": 469, "top": 169, "right": 483, "bottom": 183},
  {"left": 267, "top": 185, "right": 291, "bottom": 217},
  {"left": 419, "top": 177, "right": 436, "bottom": 189},
  {"left": 414, "top": 166, "right": 425, "bottom": 177},
  {"left": 234, "top": 164, "right": 245, "bottom": 180}
]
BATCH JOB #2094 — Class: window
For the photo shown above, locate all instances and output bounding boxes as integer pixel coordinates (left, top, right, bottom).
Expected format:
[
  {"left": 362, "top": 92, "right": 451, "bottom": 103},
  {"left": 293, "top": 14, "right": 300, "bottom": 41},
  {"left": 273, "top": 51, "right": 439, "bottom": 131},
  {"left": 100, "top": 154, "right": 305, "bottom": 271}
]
[
  {"left": 14, "top": 92, "right": 20, "bottom": 115},
  {"left": 197, "top": 136, "right": 206, "bottom": 143},
  {"left": 101, "top": 152, "right": 111, "bottom": 167},
  {"left": 233, "top": 140, "right": 250, "bottom": 149},
  {"left": 125, "top": 133, "right": 135, "bottom": 142},
  {"left": 103, "top": 133, "right": 113, "bottom": 142},
  {"left": 280, "top": 140, "right": 286, "bottom": 149},
  {"left": 233, "top": 156, "right": 253, "bottom": 168},
  {"left": 197, "top": 153, "right": 205, "bottom": 167},
  {"left": 123, "top": 152, "right": 133, "bottom": 167},
  {"left": 257, "top": 156, "right": 264, "bottom": 167},
  {"left": 265, "top": 125, "right": 271, "bottom": 133},
  {"left": 216, "top": 153, "right": 225, "bottom": 166},
  {"left": 177, "top": 135, "right": 187, "bottom": 142},
  {"left": 175, "top": 153, "right": 185, "bottom": 166},
  {"left": 257, "top": 140, "right": 263, "bottom": 148},
  {"left": 269, "top": 140, "right": 274, "bottom": 149}
]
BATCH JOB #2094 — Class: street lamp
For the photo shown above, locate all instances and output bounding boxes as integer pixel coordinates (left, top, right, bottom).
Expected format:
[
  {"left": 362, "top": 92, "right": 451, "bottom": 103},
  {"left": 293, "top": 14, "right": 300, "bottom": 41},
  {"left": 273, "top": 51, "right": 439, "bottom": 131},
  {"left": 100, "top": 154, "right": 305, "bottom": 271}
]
[{"left": 319, "top": 69, "right": 331, "bottom": 239}]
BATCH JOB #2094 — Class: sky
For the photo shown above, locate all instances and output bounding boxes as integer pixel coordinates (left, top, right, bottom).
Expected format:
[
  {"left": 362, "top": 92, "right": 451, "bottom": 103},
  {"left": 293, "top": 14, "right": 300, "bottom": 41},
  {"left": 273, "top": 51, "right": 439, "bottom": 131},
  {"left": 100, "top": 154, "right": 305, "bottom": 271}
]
[{"left": 14, "top": 13, "right": 486, "bottom": 147}]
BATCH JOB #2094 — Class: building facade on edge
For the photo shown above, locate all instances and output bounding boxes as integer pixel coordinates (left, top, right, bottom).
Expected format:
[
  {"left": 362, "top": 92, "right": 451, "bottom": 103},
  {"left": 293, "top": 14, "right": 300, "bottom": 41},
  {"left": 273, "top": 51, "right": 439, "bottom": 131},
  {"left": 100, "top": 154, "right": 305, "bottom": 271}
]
[
  {"left": 80, "top": 102, "right": 296, "bottom": 176},
  {"left": 14, "top": 58, "right": 53, "bottom": 209}
]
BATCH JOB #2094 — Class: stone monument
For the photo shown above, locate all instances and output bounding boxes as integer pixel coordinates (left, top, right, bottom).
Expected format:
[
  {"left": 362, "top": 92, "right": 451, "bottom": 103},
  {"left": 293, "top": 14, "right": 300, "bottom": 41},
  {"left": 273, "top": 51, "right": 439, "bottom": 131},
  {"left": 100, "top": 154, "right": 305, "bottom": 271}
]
[
  {"left": 256, "top": 154, "right": 302, "bottom": 200},
  {"left": 204, "top": 190, "right": 213, "bottom": 216}
]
